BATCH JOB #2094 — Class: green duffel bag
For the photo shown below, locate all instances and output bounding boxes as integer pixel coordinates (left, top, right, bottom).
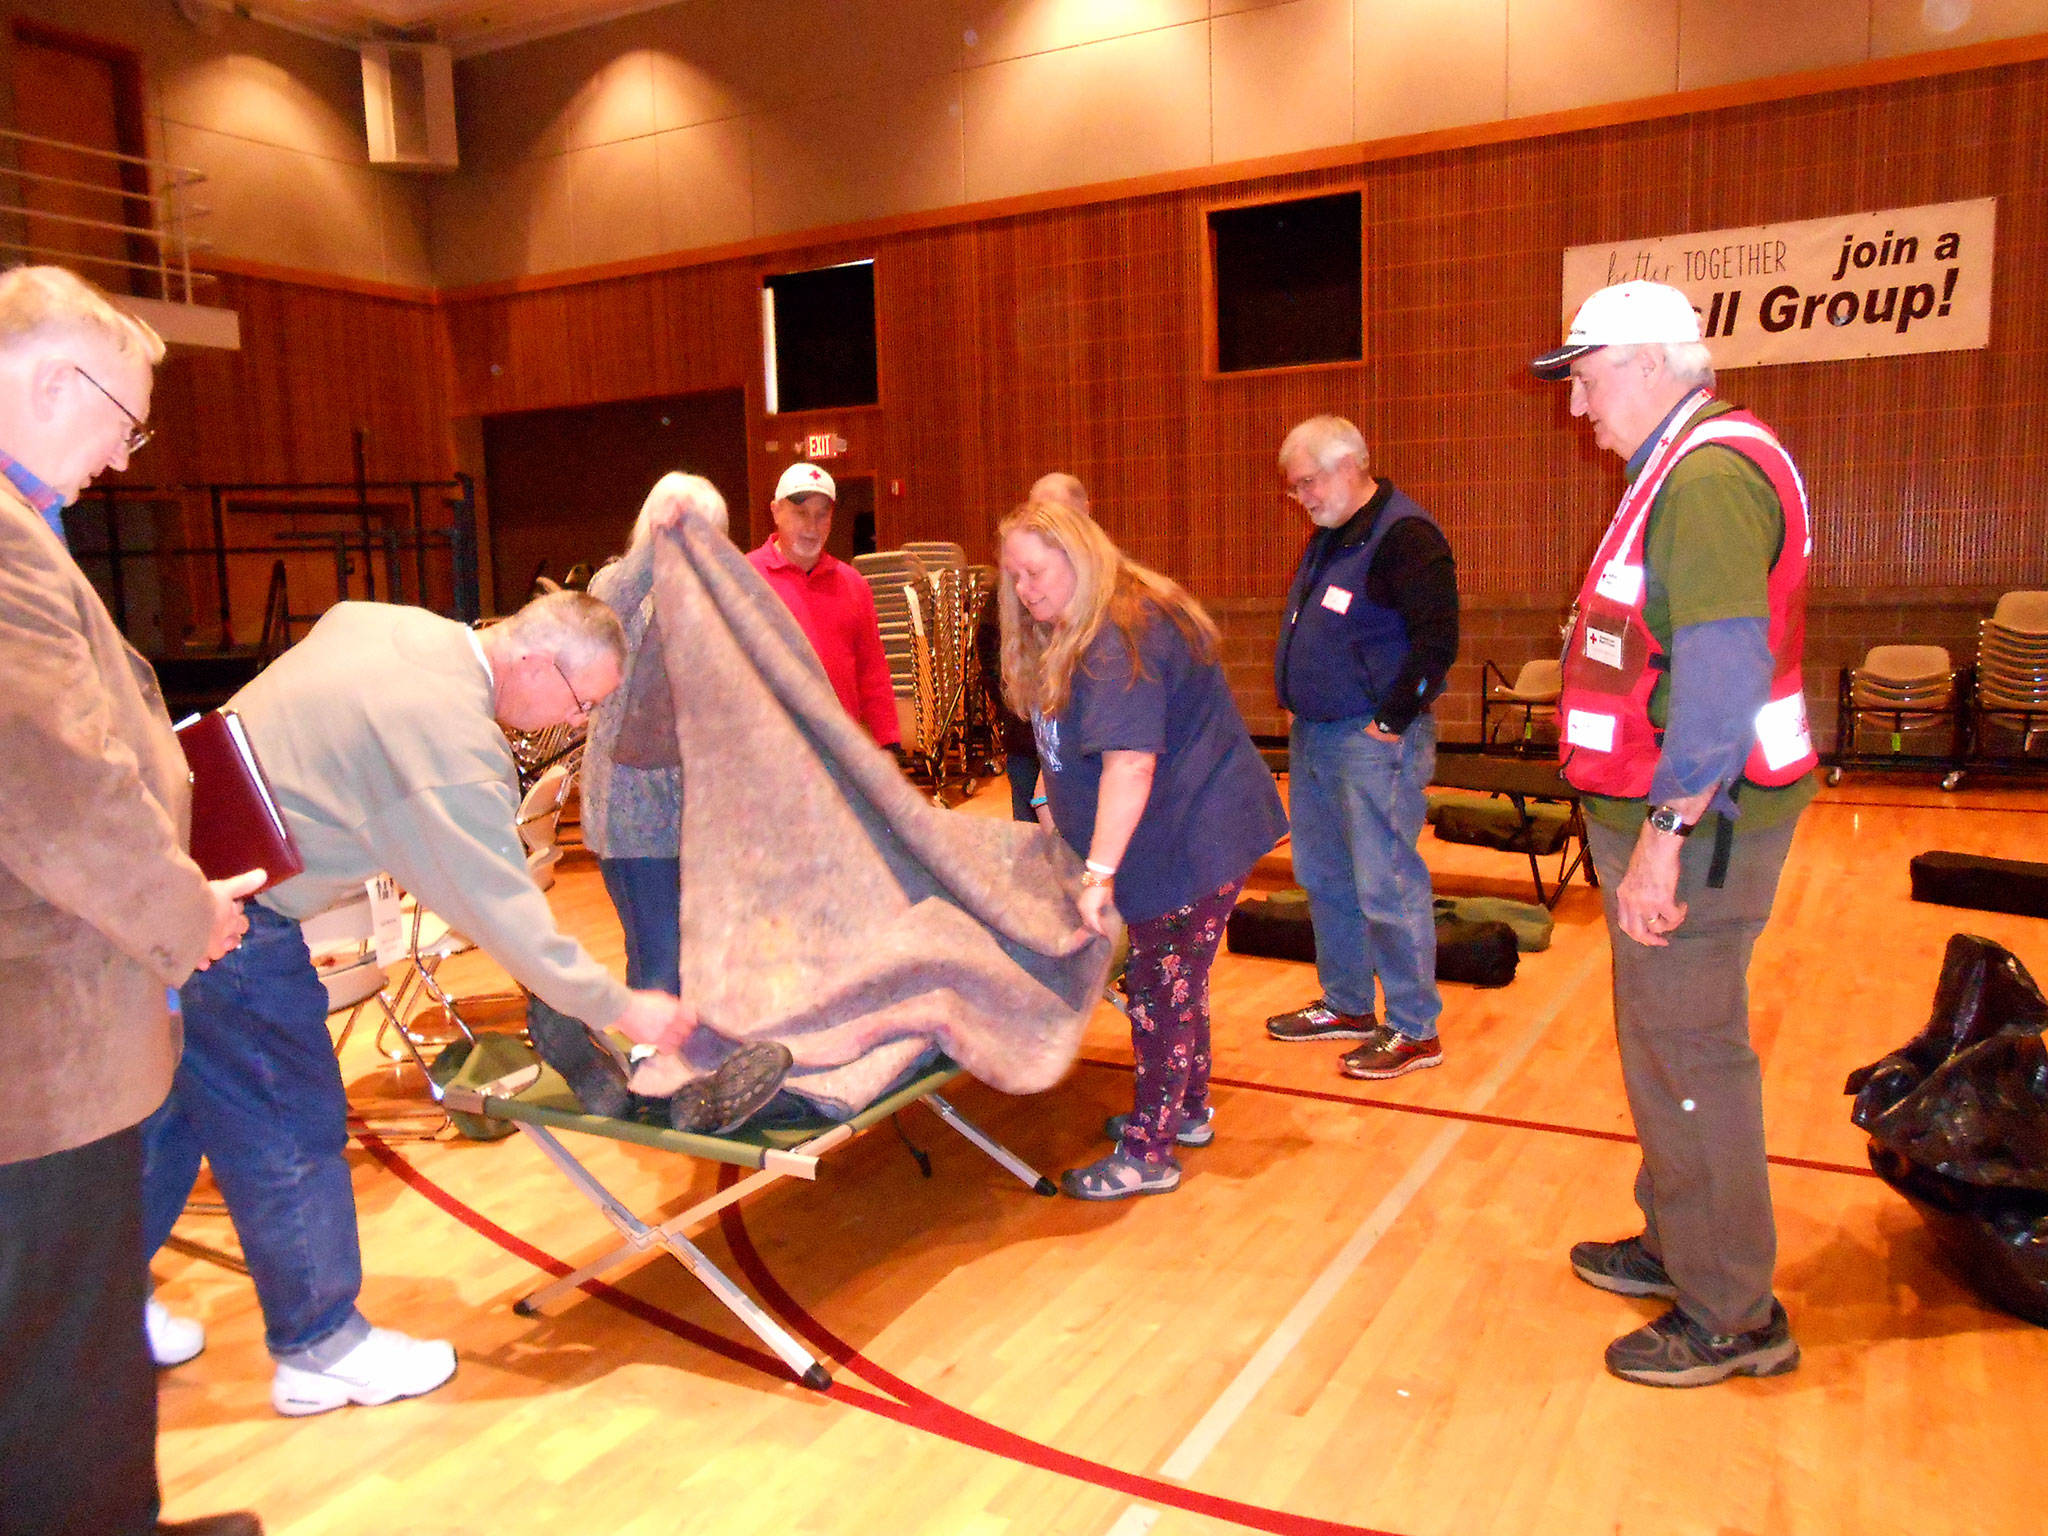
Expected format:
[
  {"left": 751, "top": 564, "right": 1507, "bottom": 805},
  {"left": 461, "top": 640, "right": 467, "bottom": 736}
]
[{"left": 1434, "top": 895, "right": 1554, "bottom": 952}]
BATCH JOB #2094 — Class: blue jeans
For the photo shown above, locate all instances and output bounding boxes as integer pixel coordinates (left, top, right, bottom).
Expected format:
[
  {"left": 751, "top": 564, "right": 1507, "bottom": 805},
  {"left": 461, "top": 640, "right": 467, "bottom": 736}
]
[
  {"left": 1289, "top": 714, "right": 1442, "bottom": 1040},
  {"left": 599, "top": 856, "right": 681, "bottom": 996},
  {"left": 140, "top": 904, "right": 370, "bottom": 1369}
]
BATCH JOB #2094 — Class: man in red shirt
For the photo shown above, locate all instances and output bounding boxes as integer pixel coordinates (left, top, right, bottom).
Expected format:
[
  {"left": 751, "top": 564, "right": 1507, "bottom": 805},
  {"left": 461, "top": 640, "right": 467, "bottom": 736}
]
[{"left": 747, "top": 462, "right": 900, "bottom": 746}]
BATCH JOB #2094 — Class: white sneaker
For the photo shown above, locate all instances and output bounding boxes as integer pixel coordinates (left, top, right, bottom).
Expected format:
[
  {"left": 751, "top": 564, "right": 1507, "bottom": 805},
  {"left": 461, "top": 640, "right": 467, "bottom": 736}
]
[
  {"left": 270, "top": 1327, "right": 457, "bottom": 1417},
  {"left": 146, "top": 1298, "right": 205, "bottom": 1368}
]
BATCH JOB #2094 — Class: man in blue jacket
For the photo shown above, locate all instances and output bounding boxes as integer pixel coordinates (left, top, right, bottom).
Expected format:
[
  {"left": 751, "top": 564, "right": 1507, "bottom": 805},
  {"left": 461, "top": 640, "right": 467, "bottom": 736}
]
[{"left": 1266, "top": 416, "right": 1459, "bottom": 1079}]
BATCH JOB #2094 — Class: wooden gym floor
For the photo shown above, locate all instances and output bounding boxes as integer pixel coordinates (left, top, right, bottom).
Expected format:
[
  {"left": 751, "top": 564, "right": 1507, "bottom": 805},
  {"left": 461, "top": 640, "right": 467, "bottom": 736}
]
[{"left": 154, "top": 776, "right": 2048, "bottom": 1536}]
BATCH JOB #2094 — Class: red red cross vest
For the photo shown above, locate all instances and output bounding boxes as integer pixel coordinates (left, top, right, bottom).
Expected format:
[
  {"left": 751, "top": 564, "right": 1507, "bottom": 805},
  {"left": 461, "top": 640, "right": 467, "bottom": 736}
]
[{"left": 1558, "top": 393, "right": 1818, "bottom": 798}]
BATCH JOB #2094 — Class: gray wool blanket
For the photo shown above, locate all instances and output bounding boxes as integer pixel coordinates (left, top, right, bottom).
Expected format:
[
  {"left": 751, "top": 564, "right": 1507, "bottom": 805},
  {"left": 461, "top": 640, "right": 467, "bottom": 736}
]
[{"left": 647, "top": 517, "right": 1111, "bottom": 1119}]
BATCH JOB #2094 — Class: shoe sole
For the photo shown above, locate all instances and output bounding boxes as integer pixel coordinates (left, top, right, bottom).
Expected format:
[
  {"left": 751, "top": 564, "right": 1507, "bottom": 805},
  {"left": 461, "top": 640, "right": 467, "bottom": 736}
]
[
  {"left": 1339, "top": 1052, "right": 1443, "bottom": 1080},
  {"left": 527, "top": 999, "right": 633, "bottom": 1118},
  {"left": 671, "top": 1043, "right": 794, "bottom": 1135},
  {"left": 1607, "top": 1339, "right": 1800, "bottom": 1388},
  {"left": 1060, "top": 1171, "right": 1181, "bottom": 1200},
  {"left": 273, "top": 1357, "right": 459, "bottom": 1417},
  {"left": 1267, "top": 1024, "right": 1375, "bottom": 1042},
  {"left": 1570, "top": 1261, "right": 1678, "bottom": 1299}
]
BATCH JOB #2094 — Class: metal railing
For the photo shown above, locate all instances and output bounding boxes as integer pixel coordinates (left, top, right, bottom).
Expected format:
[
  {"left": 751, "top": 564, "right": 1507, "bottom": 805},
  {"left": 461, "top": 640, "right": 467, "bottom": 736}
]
[
  {"left": 67, "top": 468, "right": 479, "bottom": 659},
  {"left": 0, "top": 126, "right": 212, "bottom": 302}
]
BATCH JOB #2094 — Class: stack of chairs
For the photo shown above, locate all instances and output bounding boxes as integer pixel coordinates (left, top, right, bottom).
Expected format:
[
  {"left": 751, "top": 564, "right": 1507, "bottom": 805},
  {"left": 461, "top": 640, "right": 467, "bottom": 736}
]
[
  {"left": 1972, "top": 591, "right": 2048, "bottom": 767},
  {"left": 853, "top": 549, "right": 936, "bottom": 762},
  {"left": 1829, "top": 644, "right": 1965, "bottom": 786},
  {"left": 960, "top": 565, "right": 1006, "bottom": 776},
  {"left": 853, "top": 542, "right": 990, "bottom": 804}
]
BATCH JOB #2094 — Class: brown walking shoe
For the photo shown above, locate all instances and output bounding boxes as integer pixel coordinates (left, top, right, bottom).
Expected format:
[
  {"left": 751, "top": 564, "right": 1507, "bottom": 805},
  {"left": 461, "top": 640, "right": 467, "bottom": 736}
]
[{"left": 1339, "top": 1024, "right": 1443, "bottom": 1079}]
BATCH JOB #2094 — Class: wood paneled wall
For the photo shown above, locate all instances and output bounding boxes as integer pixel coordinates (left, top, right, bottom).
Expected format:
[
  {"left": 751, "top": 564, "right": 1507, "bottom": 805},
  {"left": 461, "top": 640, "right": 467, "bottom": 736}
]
[
  {"left": 440, "top": 57, "right": 2048, "bottom": 614},
  {"left": 140, "top": 57, "right": 2044, "bottom": 732},
  {"left": 131, "top": 267, "right": 452, "bottom": 489}
]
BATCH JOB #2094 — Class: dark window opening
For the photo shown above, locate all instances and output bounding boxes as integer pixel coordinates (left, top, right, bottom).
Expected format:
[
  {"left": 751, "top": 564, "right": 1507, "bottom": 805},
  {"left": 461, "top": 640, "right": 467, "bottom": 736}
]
[
  {"left": 1208, "top": 192, "right": 1363, "bottom": 374},
  {"left": 764, "top": 260, "right": 879, "bottom": 414}
]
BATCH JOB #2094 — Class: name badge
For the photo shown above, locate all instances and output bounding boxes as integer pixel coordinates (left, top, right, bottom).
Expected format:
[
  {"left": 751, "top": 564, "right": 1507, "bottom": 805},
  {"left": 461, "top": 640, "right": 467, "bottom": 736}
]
[
  {"left": 1320, "top": 585, "right": 1353, "bottom": 615},
  {"left": 1566, "top": 709, "right": 1617, "bottom": 752},
  {"left": 1594, "top": 562, "right": 1644, "bottom": 605},
  {"left": 367, "top": 873, "right": 405, "bottom": 967},
  {"left": 1583, "top": 624, "right": 1625, "bottom": 670},
  {"left": 1752, "top": 692, "right": 1813, "bottom": 772}
]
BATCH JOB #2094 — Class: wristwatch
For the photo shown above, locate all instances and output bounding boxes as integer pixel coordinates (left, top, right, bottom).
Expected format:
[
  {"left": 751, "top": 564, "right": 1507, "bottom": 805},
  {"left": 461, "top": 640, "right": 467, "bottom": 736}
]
[{"left": 1646, "top": 805, "right": 1697, "bottom": 837}]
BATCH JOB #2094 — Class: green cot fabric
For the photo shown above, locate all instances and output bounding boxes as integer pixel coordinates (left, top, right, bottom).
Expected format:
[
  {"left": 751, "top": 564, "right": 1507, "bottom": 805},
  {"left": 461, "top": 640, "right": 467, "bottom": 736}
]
[
  {"left": 1425, "top": 791, "right": 1573, "bottom": 856},
  {"left": 461, "top": 1038, "right": 967, "bottom": 1162},
  {"left": 1433, "top": 896, "right": 1554, "bottom": 952}
]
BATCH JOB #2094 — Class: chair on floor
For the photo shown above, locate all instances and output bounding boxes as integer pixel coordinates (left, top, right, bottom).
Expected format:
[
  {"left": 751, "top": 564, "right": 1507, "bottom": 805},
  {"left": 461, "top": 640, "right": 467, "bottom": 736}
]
[
  {"left": 312, "top": 886, "right": 459, "bottom": 1140},
  {"left": 1480, "top": 659, "right": 1562, "bottom": 755},
  {"left": 518, "top": 762, "right": 575, "bottom": 891}
]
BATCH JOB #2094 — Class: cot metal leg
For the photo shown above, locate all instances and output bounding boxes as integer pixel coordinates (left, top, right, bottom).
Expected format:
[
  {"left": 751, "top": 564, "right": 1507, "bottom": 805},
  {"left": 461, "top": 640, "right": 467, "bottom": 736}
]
[
  {"left": 920, "top": 1092, "right": 1057, "bottom": 1196},
  {"left": 507, "top": 1122, "right": 831, "bottom": 1389}
]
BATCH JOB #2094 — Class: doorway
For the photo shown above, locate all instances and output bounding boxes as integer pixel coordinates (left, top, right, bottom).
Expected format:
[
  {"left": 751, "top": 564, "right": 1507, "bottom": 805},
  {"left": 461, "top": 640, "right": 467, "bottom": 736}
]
[
  {"left": 481, "top": 388, "right": 749, "bottom": 614},
  {"left": 7, "top": 22, "right": 152, "bottom": 294}
]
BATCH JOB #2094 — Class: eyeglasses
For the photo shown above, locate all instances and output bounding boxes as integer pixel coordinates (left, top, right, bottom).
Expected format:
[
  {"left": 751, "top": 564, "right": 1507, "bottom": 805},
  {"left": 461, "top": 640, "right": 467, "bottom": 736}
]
[
  {"left": 1285, "top": 466, "right": 1334, "bottom": 502},
  {"left": 550, "top": 657, "right": 598, "bottom": 720},
  {"left": 75, "top": 366, "right": 154, "bottom": 455}
]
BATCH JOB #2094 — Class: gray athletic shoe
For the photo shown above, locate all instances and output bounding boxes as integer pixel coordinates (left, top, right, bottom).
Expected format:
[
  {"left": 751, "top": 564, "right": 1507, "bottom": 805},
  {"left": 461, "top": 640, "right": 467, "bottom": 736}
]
[
  {"left": 1265, "top": 1000, "right": 1376, "bottom": 1042},
  {"left": 1604, "top": 1300, "right": 1800, "bottom": 1388},
  {"left": 1569, "top": 1235, "right": 1678, "bottom": 1299}
]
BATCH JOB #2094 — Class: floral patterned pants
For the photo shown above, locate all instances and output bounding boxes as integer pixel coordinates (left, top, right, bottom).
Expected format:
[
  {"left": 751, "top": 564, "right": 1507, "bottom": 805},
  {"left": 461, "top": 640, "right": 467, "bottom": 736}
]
[{"left": 1117, "top": 878, "right": 1245, "bottom": 1164}]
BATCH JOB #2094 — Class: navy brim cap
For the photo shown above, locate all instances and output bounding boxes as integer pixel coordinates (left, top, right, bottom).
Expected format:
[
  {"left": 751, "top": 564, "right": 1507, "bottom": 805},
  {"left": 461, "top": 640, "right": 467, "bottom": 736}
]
[{"left": 1531, "top": 342, "right": 1600, "bottom": 380}]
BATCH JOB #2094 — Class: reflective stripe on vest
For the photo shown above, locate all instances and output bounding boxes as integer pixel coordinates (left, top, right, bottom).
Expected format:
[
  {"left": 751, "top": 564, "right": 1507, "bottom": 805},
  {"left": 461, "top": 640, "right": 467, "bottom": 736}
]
[{"left": 1558, "top": 395, "right": 1818, "bottom": 798}]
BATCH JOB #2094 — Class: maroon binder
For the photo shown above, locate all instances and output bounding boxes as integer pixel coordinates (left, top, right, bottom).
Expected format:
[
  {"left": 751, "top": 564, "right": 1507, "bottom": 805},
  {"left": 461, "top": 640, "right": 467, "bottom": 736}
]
[{"left": 175, "top": 709, "right": 304, "bottom": 892}]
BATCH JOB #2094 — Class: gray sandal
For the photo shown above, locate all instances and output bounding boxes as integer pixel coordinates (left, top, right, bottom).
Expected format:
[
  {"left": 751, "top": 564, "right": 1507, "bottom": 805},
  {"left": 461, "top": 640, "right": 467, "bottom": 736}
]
[{"left": 1060, "top": 1150, "right": 1182, "bottom": 1200}]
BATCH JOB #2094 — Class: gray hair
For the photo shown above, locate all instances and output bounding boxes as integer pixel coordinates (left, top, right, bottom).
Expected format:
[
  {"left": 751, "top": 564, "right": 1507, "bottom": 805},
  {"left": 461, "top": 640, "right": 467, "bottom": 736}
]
[
  {"left": 1606, "top": 342, "right": 1716, "bottom": 391},
  {"left": 1028, "top": 471, "right": 1091, "bottom": 516},
  {"left": 628, "top": 471, "right": 728, "bottom": 554},
  {"left": 0, "top": 265, "right": 164, "bottom": 365},
  {"left": 501, "top": 589, "right": 626, "bottom": 672},
  {"left": 1278, "top": 414, "right": 1369, "bottom": 474}
]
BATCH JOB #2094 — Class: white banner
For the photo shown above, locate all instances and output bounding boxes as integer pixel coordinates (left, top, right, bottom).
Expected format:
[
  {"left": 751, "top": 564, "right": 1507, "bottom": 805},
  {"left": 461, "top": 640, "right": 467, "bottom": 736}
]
[{"left": 1562, "top": 197, "right": 1996, "bottom": 369}]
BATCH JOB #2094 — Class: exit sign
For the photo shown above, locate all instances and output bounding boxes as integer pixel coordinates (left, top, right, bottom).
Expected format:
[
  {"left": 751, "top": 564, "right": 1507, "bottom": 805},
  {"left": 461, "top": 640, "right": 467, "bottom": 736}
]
[{"left": 803, "top": 432, "right": 846, "bottom": 458}]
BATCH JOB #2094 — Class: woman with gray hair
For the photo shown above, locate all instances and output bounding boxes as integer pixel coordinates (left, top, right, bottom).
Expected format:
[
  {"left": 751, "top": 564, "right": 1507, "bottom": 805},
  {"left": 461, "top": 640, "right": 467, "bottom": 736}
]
[{"left": 582, "top": 473, "right": 729, "bottom": 993}]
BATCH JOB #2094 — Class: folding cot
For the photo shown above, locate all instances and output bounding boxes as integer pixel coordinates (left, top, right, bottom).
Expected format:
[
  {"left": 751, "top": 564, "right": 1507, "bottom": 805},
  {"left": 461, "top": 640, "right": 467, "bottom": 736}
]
[{"left": 439, "top": 1052, "right": 1055, "bottom": 1389}]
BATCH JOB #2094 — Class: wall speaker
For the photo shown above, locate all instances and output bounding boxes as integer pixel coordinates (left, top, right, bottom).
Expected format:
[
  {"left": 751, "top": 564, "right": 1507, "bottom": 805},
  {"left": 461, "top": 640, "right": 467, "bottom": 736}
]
[{"left": 360, "top": 42, "right": 458, "bottom": 171}]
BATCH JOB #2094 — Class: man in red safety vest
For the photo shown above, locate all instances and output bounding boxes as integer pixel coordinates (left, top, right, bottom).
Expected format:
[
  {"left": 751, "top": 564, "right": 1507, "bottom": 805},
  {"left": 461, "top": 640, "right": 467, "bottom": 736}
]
[{"left": 1533, "top": 280, "right": 1818, "bottom": 1387}]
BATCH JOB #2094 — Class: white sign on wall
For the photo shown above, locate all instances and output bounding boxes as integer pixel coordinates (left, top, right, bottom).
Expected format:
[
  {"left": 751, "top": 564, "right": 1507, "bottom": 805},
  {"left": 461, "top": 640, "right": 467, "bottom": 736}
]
[{"left": 1561, "top": 197, "right": 1996, "bottom": 369}]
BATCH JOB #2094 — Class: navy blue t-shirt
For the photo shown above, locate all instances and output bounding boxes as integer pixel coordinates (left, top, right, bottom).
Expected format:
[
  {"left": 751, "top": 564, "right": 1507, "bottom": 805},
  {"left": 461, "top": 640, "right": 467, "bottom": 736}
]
[{"left": 1034, "top": 610, "right": 1288, "bottom": 925}]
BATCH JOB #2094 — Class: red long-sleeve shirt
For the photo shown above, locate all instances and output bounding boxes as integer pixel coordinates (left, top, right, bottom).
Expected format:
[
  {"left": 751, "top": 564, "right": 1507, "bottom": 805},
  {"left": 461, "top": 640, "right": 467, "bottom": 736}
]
[{"left": 747, "top": 536, "right": 901, "bottom": 746}]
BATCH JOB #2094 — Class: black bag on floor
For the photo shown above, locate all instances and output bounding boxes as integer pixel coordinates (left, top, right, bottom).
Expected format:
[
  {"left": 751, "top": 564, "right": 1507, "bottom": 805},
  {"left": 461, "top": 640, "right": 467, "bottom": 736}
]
[
  {"left": 1225, "top": 893, "right": 1519, "bottom": 988},
  {"left": 1909, "top": 851, "right": 2048, "bottom": 919},
  {"left": 1845, "top": 934, "right": 2048, "bottom": 1326}
]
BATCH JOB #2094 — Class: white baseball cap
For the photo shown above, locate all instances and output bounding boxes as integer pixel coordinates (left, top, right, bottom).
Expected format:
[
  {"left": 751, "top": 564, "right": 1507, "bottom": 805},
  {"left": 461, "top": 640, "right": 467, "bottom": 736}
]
[
  {"left": 774, "top": 462, "right": 836, "bottom": 502},
  {"left": 1532, "top": 281, "right": 1703, "bottom": 380}
]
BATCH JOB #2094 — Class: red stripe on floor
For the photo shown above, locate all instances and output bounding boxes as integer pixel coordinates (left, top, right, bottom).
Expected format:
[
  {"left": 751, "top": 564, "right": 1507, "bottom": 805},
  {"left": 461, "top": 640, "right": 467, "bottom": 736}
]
[
  {"left": 1073, "top": 1059, "right": 1880, "bottom": 1179},
  {"left": 355, "top": 1129, "right": 1398, "bottom": 1536}
]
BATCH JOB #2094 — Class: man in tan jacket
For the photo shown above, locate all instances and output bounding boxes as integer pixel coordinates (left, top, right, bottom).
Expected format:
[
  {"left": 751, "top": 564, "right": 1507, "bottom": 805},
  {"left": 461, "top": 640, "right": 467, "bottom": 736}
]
[{"left": 0, "top": 266, "right": 263, "bottom": 1535}]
